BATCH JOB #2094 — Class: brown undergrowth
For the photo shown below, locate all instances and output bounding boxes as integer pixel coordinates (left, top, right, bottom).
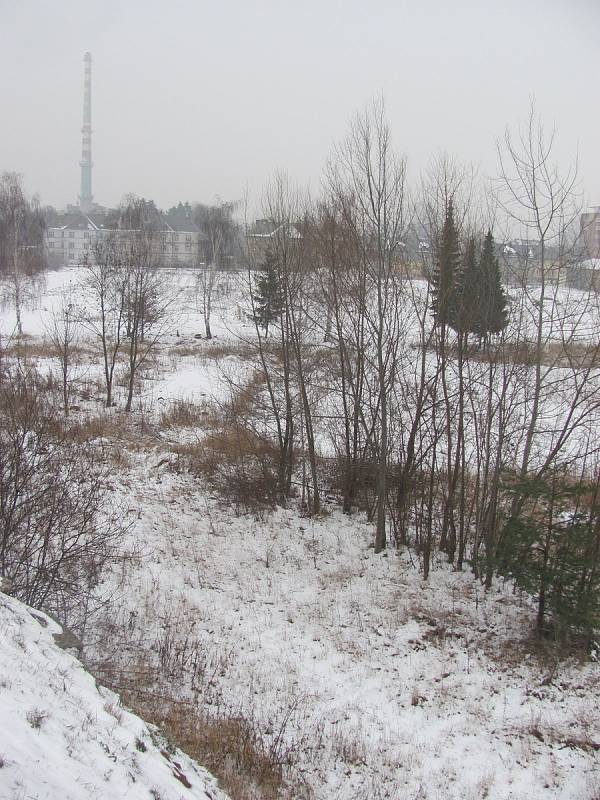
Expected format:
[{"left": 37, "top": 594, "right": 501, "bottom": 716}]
[
  {"left": 158, "top": 398, "right": 210, "bottom": 429},
  {"left": 94, "top": 649, "right": 298, "bottom": 800},
  {"left": 124, "top": 693, "right": 285, "bottom": 800}
]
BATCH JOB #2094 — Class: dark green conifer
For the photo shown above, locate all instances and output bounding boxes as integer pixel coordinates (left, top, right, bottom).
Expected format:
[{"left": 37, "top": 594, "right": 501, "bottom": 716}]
[
  {"left": 452, "top": 237, "right": 479, "bottom": 335},
  {"left": 251, "top": 250, "right": 284, "bottom": 337},
  {"left": 476, "top": 231, "right": 508, "bottom": 339},
  {"left": 496, "top": 471, "right": 600, "bottom": 640},
  {"left": 432, "top": 201, "right": 462, "bottom": 329}
]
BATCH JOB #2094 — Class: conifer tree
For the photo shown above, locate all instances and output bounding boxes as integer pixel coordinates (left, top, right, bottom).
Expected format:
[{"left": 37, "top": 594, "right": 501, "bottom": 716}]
[
  {"left": 251, "top": 250, "right": 284, "bottom": 337},
  {"left": 431, "top": 201, "right": 462, "bottom": 329},
  {"left": 496, "top": 471, "right": 600, "bottom": 640},
  {"left": 475, "top": 230, "right": 508, "bottom": 339},
  {"left": 452, "top": 236, "right": 479, "bottom": 335}
]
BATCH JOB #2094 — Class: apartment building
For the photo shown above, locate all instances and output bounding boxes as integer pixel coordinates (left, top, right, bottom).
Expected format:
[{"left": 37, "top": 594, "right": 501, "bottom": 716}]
[
  {"left": 45, "top": 213, "right": 207, "bottom": 268},
  {"left": 580, "top": 207, "right": 600, "bottom": 259}
]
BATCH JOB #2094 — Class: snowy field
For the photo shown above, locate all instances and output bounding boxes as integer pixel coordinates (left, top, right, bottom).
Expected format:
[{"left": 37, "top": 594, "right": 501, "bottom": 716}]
[
  {"left": 1, "top": 267, "right": 600, "bottom": 800},
  {"left": 93, "top": 464, "right": 600, "bottom": 799}
]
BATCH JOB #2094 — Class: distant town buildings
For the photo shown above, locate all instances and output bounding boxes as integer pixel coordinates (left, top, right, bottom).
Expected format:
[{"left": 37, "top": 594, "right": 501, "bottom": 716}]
[
  {"left": 246, "top": 218, "right": 304, "bottom": 263},
  {"left": 580, "top": 207, "right": 600, "bottom": 260},
  {"left": 45, "top": 211, "right": 208, "bottom": 268},
  {"left": 44, "top": 54, "right": 206, "bottom": 268},
  {"left": 566, "top": 207, "right": 600, "bottom": 292}
]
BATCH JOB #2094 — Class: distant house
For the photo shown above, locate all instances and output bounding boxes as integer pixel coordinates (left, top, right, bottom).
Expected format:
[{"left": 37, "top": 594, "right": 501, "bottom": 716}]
[
  {"left": 45, "top": 214, "right": 99, "bottom": 267},
  {"left": 580, "top": 207, "right": 600, "bottom": 260},
  {"left": 164, "top": 208, "right": 210, "bottom": 266},
  {"left": 45, "top": 211, "right": 206, "bottom": 268},
  {"left": 497, "top": 238, "right": 566, "bottom": 286},
  {"left": 567, "top": 258, "right": 600, "bottom": 292},
  {"left": 246, "top": 218, "right": 304, "bottom": 265}
]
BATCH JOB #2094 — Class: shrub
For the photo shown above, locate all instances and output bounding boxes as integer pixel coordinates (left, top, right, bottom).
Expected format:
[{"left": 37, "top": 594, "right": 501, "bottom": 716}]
[
  {"left": 496, "top": 470, "right": 600, "bottom": 644},
  {"left": 176, "top": 424, "right": 280, "bottom": 513},
  {"left": 0, "top": 369, "right": 125, "bottom": 635},
  {"left": 158, "top": 398, "right": 209, "bottom": 429}
]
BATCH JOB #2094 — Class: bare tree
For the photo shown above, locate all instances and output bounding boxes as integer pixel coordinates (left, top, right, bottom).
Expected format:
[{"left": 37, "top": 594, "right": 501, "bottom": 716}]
[
  {"left": 418, "top": 155, "right": 480, "bottom": 562},
  {"left": 246, "top": 176, "right": 300, "bottom": 505},
  {"left": 0, "top": 172, "right": 46, "bottom": 336},
  {"left": 496, "top": 104, "right": 581, "bottom": 483},
  {"left": 0, "top": 370, "right": 123, "bottom": 635},
  {"left": 313, "top": 196, "right": 369, "bottom": 515},
  {"left": 83, "top": 236, "right": 128, "bottom": 408},
  {"left": 84, "top": 196, "right": 178, "bottom": 411},
  {"left": 46, "top": 296, "right": 80, "bottom": 415},
  {"left": 194, "top": 201, "right": 239, "bottom": 339},
  {"left": 329, "top": 99, "right": 407, "bottom": 552},
  {"left": 120, "top": 229, "right": 178, "bottom": 412}
]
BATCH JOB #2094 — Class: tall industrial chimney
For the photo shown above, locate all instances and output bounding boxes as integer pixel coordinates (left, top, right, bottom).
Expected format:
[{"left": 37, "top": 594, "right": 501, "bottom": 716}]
[{"left": 79, "top": 52, "right": 93, "bottom": 214}]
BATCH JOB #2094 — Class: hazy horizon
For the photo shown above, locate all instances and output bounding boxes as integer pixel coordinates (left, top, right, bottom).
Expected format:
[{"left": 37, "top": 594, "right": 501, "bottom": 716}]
[{"left": 1, "top": 0, "right": 598, "bottom": 213}]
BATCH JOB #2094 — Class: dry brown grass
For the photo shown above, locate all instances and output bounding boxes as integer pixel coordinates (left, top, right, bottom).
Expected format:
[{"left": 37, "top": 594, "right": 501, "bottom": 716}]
[
  {"left": 2, "top": 340, "right": 94, "bottom": 361},
  {"left": 167, "top": 340, "right": 258, "bottom": 362},
  {"left": 166, "top": 342, "right": 206, "bottom": 358},
  {"left": 158, "top": 398, "right": 210, "bottom": 429},
  {"left": 67, "top": 413, "right": 124, "bottom": 442},
  {"left": 152, "top": 701, "right": 285, "bottom": 800},
  {"left": 96, "top": 655, "right": 288, "bottom": 800},
  {"left": 173, "top": 423, "right": 280, "bottom": 512},
  {"left": 447, "top": 340, "right": 600, "bottom": 369},
  {"left": 166, "top": 369, "right": 282, "bottom": 511},
  {"left": 65, "top": 411, "right": 155, "bottom": 463}
]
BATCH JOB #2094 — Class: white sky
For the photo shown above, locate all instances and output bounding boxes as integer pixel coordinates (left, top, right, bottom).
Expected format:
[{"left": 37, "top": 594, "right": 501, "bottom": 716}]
[{"left": 1, "top": 0, "right": 598, "bottom": 211}]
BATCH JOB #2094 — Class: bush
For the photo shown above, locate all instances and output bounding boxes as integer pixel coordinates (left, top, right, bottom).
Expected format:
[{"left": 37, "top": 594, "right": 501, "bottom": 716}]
[
  {"left": 0, "top": 369, "right": 124, "bottom": 634},
  {"left": 496, "top": 470, "right": 600, "bottom": 644},
  {"left": 159, "top": 398, "right": 209, "bottom": 429},
  {"left": 176, "top": 423, "right": 280, "bottom": 513}
]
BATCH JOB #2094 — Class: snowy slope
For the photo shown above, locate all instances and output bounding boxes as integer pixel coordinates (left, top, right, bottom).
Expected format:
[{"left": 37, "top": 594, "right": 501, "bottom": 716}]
[
  {"left": 4, "top": 268, "right": 600, "bottom": 799},
  {"left": 91, "top": 460, "right": 600, "bottom": 800},
  {"left": 0, "top": 591, "right": 229, "bottom": 800}
]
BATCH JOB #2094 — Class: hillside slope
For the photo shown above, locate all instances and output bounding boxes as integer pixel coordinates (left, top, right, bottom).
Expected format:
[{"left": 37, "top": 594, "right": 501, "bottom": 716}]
[{"left": 0, "top": 591, "right": 229, "bottom": 800}]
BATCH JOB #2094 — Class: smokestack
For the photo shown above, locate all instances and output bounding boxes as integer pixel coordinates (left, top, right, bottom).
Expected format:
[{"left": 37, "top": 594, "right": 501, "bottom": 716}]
[{"left": 79, "top": 52, "right": 93, "bottom": 214}]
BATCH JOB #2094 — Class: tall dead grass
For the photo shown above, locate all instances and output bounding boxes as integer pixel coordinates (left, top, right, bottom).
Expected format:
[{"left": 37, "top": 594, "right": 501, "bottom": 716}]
[
  {"left": 172, "top": 424, "right": 280, "bottom": 512},
  {"left": 95, "top": 650, "right": 300, "bottom": 800},
  {"left": 158, "top": 398, "right": 210, "bottom": 429}
]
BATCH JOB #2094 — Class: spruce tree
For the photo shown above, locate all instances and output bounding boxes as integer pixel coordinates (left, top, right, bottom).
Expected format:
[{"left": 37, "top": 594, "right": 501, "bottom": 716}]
[
  {"left": 452, "top": 237, "right": 480, "bottom": 335},
  {"left": 432, "top": 201, "right": 462, "bottom": 329},
  {"left": 475, "top": 231, "right": 508, "bottom": 339},
  {"left": 251, "top": 250, "right": 284, "bottom": 337},
  {"left": 496, "top": 471, "right": 600, "bottom": 640}
]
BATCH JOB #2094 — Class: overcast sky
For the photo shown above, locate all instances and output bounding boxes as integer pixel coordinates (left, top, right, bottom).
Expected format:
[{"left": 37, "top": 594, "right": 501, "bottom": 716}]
[{"left": 1, "top": 0, "right": 598, "bottom": 212}]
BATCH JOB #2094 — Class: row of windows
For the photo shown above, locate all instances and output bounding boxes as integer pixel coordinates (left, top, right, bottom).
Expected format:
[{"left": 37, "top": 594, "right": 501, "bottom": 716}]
[
  {"left": 161, "top": 243, "right": 193, "bottom": 252},
  {"left": 48, "top": 231, "right": 196, "bottom": 242},
  {"left": 48, "top": 241, "right": 195, "bottom": 251},
  {"left": 47, "top": 231, "right": 91, "bottom": 239}
]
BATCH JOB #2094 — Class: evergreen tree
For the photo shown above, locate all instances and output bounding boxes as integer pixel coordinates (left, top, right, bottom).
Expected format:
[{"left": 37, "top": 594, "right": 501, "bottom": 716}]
[
  {"left": 452, "top": 236, "right": 480, "bottom": 335},
  {"left": 495, "top": 471, "right": 600, "bottom": 641},
  {"left": 251, "top": 250, "right": 284, "bottom": 337},
  {"left": 431, "top": 201, "right": 462, "bottom": 328},
  {"left": 475, "top": 231, "right": 508, "bottom": 339}
]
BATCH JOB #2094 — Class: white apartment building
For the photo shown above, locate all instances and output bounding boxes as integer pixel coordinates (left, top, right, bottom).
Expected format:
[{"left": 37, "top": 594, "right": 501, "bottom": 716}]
[
  {"left": 46, "top": 213, "right": 207, "bottom": 268},
  {"left": 580, "top": 207, "right": 600, "bottom": 260}
]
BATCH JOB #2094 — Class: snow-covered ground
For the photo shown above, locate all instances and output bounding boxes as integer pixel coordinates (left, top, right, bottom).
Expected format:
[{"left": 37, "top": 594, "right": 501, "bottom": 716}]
[
  {"left": 0, "top": 591, "right": 229, "bottom": 800},
  {"left": 2, "top": 268, "right": 600, "bottom": 799},
  {"left": 90, "top": 458, "right": 600, "bottom": 800}
]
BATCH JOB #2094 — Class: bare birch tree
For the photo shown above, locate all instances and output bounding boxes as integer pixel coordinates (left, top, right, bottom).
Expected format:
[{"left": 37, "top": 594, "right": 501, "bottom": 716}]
[
  {"left": 0, "top": 173, "right": 46, "bottom": 336},
  {"left": 329, "top": 99, "right": 407, "bottom": 552},
  {"left": 46, "top": 296, "right": 80, "bottom": 415}
]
